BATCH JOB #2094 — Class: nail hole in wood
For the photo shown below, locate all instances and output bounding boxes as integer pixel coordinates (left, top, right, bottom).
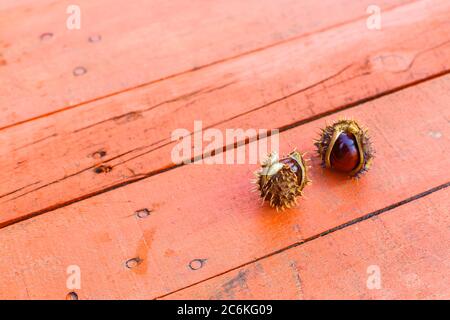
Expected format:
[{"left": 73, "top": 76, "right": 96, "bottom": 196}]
[
  {"left": 135, "top": 208, "right": 151, "bottom": 219},
  {"left": 93, "top": 165, "right": 112, "bottom": 174},
  {"left": 125, "top": 257, "right": 142, "bottom": 269},
  {"left": 92, "top": 149, "right": 107, "bottom": 159},
  {"left": 66, "top": 292, "right": 78, "bottom": 300},
  {"left": 88, "top": 35, "right": 102, "bottom": 43},
  {"left": 40, "top": 32, "right": 53, "bottom": 41},
  {"left": 73, "top": 66, "right": 87, "bottom": 76},
  {"left": 189, "top": 259, "right": 207, "bottom": 271}
]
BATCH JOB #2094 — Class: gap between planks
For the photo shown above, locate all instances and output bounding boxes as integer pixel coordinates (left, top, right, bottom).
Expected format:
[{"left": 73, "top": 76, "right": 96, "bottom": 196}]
[
  {"left": 2, "top": 68, "right": 450, "bottom": 230},
  {"left": 3, "top": 0, "right": 450, "bottom": 226},
  {"left": 156, "top": 181, "right": 450, "bottom": 299},
  {"left": 1, "top": 72, "right": 448, "bottom": 299},
  {"left": 0, "top": 0, "right": 415, "bottom": 132}
]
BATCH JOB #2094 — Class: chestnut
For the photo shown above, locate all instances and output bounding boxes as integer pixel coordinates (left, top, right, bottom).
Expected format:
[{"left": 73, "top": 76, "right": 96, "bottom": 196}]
[
  {"left": 315, "top": 119, "right": 374, "bottom": 177},
  {"left": 253, "top": 151, "right": 311, "bottom": 211}
]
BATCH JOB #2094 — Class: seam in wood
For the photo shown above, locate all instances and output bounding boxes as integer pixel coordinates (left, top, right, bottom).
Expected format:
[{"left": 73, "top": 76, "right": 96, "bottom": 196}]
[
  {"left": 2, "top": 136, "right": 170, "bottom": 204},
  {"left": 0, "top": 0, "right": 416, "bottom": 133},
  {"left": 2, "top": 68, "right": 450, "bottom": 229},
  {"left": 392, "top": 38, "right": 450, "bottom": 74},
  {"left": 87, "top": 35, "right": 450, "bottom": 169},
  {"left": 12, "top": 133, "right": 58, "bottom": 151},
  {"left": 0, "top": 180, "right": 42, "bottom": 200},
  {"left": 111, "top": 66, "right": 450, "bottom": 169},
  {"left": 155, "top": 181, "right": 450, "bottom": 299},
  {"left": 72, "top": 81, "right": 237, "bottom": 134},
  {"left": 1, "top": 65, "right": 355, "bottom": 202}
]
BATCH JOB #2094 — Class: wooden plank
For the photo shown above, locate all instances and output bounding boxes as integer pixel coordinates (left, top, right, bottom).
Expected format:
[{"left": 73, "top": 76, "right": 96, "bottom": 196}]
[
  {"left": 1, "top": 0, "right": 450, "bottom": 226},
  {"left": 165, "top": 188, "right": 450, "bottom": 299},
  {"left": 0, "top": 0, "right": 406, "bottom": 128},
  {"left": 0, "top": 74, "right": 449, "bottom": 299}
]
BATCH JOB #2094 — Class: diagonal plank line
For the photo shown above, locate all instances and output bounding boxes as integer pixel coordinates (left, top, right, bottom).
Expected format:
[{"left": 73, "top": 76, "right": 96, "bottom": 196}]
[
  {"left": 99, "top": 63, "right": 354, "bottom": 169},
  {"left": 2, "top": 68, "right": 450, "bottom": 229},
  {"left": 0, "top": 0, "right": 416, "bottom": 132},
  {"left": 155, "top": 181, "right": 450, "bottom": 299},
  {"left": 105, "top": 32, "right": 450, "bottom": 169}
]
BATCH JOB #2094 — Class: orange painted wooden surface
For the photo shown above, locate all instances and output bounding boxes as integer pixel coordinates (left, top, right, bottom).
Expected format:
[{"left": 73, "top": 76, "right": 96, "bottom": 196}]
[
  {"left": 0, "top": 0, "right": 409, "bottom": 128},
  {"left": 0, "top": 0, "right": 449, "bottom": 300},
  {"left": 167, "top": 188, "right": 450, "bottom": 299},
  {"left": 1, "top": 0, "right": 450, "bottom": 227}
]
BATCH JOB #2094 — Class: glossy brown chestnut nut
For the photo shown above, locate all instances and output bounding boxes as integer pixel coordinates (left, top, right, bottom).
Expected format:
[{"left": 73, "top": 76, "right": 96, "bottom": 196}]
[
  {"left": 329, "top": 132, "right": 360, "bottom": 172},
  {"left": 315, "top": 119, "right": 374, "bottom": 177}
]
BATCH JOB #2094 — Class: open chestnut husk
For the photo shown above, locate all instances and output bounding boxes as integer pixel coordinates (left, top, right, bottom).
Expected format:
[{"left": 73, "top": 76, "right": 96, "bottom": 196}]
[
  {"left": 253, "top": 150, "right": 311, "bottom": 211},
  {"left": 314, "top": 119, "right": 374, "bottom": 177}
]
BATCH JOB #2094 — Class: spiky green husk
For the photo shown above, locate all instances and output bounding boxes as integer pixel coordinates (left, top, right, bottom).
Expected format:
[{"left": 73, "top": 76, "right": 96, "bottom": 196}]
[{"left": 314, "top": 119, "right": 374, "bottom": 177}]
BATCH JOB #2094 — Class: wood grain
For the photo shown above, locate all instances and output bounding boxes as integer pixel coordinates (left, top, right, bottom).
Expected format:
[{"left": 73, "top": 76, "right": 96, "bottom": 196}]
[
  {"left": 166, "top": 188, "right": 450, "bottom": 299},
  {"left": 1, "top": 0, "right": 450, "bottom": 226},
  {"left": 0, "top": 74, "right": 449, "bottom": 299},
  {"left": 0, "top": 0, "right": 407, "bottom": 128}
]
